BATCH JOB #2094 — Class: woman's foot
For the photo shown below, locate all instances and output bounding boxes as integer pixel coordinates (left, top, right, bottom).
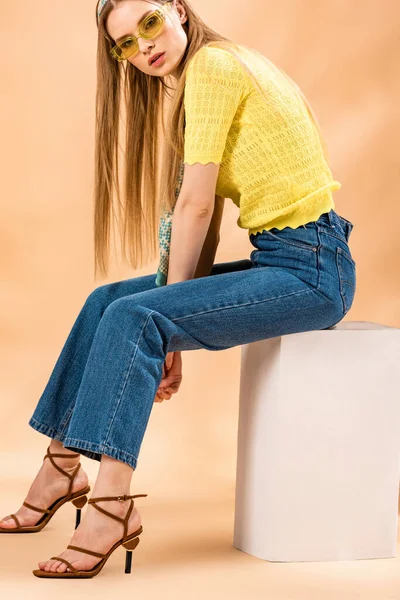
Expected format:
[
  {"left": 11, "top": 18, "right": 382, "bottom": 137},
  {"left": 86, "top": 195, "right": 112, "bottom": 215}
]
[
  {"left": 37, "top": 496, "right": 142, "bottom": 573},
  {"left": 0, "top": 446, "right": 89, "bottom": 529}
]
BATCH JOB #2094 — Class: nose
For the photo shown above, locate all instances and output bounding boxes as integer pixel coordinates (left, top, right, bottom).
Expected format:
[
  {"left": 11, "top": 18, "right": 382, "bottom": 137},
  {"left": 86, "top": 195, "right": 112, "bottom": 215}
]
[{"left": 137, "top": 36, "right": 152, "bottom": 54}]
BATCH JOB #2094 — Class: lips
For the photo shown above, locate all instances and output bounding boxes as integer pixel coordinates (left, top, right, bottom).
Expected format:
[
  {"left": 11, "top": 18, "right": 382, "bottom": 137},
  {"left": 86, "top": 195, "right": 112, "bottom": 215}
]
[{"left": 149, "top": 52, "right": 165, "bottom": 66}]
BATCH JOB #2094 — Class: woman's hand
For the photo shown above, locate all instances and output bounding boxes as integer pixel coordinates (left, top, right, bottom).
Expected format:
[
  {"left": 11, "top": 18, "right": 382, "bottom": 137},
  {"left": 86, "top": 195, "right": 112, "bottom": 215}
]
[{"left": 154, "top": 351, "right": 183, "bottom": 403}]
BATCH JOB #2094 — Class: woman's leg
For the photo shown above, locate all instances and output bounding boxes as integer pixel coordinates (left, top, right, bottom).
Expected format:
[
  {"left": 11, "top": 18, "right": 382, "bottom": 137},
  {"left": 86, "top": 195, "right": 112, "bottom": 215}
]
[
  {"left": 1, "top": 273, "right": 160, "bottom": 529},
  {"left": 53, "top": 241, "right": 342, "bottom": 473},
  {"left": 2, "top": 262, "right": 253, "bottom": 530},
  {"left": 36, "top": 210, "right": 354, "bottom": 573},
  {"left": 28, "top": 261, "right": 255, "bottom": 445},
  {"left": 36, "top": 211, "right": 354, "bottom": 574},
  {"left": 0, "top": 439, "right": 89, "bottom": 529},
  {"left": 28, "top": 272, "right": 160, "bottom": 445}
]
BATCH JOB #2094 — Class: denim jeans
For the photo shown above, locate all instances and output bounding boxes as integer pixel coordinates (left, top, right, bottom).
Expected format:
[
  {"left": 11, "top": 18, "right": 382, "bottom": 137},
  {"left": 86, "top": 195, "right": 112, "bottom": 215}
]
[{"left": 29, "top": 209, "right": 356, "bottom": 470}]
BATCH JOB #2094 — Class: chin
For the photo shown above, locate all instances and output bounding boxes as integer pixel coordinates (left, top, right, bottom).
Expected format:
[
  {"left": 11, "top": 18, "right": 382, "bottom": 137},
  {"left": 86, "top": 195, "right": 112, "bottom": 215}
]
[{"left": 166, "top": 56, "right": 183, "bottom": 78}]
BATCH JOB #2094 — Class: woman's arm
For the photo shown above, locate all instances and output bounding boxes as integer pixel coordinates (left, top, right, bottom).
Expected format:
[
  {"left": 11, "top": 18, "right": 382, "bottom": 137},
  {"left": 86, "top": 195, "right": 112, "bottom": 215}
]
[
  {"left": 166, "top": 199, "right": 214, "bottom": 285},
  {"left": 156, "top": 196, "right": 224, "bottom": 402},
  {"left": 166, "top": 194, "right": 224, "bottom": 285},
  {"left": 166, "top": 160, "right": 224, "bottom": 285},
  {"left": 193, "top": 194, "right": 224, "bottom": 279}
]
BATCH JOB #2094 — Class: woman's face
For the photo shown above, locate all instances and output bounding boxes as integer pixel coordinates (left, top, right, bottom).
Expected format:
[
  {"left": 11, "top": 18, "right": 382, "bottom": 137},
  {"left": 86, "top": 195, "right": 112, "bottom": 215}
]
[{"left": 106, "top": 0, "right": 188, "bottom": 79}]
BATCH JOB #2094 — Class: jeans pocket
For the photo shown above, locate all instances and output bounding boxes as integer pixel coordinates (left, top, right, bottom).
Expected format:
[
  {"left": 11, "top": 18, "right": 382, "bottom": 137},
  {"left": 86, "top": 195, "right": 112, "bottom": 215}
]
[{"left": 336, "top": 246, "right": 356, "bottom": 315}]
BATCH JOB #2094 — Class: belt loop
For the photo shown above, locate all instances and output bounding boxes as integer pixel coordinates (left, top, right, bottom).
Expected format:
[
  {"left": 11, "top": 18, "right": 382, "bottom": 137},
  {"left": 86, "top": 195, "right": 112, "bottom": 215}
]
[{"left": 327, "top": 210, "right": 335, "bottom": 228}]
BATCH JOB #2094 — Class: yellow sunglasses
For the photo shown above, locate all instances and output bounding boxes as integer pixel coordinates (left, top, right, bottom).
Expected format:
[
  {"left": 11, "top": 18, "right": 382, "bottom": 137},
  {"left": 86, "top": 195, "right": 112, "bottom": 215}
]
[{"left": 110, "top": 0, "right": 173, "bottom": 62}]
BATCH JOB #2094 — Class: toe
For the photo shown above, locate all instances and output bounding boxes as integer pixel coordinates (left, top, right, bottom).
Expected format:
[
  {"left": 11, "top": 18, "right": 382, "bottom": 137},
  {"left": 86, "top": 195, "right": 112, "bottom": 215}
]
[
  {"left": 43, "top": 560, "right": 53, "bottom": 572},
  {"left": 0, "top": 517, "right": 15, "bottom": 528},
  {"left": 50, "top": 560, "right": 62, "bottom": 572},
  {"left": 56, "top": 562, "right": 67, "bottom": 573}
]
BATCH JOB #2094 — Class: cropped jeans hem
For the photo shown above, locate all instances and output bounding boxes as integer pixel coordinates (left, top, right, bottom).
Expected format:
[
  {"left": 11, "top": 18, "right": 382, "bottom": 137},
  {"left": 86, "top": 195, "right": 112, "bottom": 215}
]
[
  {"left": 28, "top": 416, "right": 69, "bottom": 443},
  {"left": 28, "top": 416, "right": 138, "bottom": 470}
]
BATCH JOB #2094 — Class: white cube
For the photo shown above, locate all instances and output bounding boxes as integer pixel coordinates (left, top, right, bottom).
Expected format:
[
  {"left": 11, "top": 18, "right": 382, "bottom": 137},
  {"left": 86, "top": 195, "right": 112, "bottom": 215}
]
[{"left": 233, "top": 321, "right": 400, "bottom": 562}]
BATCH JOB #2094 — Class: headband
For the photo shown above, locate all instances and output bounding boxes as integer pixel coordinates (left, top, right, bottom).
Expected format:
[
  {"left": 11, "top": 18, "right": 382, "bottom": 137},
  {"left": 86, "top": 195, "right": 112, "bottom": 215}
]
[
  {"left": 98, "top": 0, "right": 171, "bottom": 19},
  {"left": 97, "top": 0, "right": 108, "bottom": 18}
]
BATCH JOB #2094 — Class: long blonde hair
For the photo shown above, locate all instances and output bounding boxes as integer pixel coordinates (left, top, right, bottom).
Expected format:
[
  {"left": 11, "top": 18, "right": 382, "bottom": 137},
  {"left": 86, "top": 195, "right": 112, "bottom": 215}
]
[{"left": 94, "top": 0, "right": 329, "bottom": 279}]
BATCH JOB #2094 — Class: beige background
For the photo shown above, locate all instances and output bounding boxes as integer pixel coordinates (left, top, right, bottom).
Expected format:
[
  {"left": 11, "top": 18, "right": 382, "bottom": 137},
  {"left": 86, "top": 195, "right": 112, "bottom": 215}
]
[{"left": 1, "top": 0, "right": 399, "bottom": 595}]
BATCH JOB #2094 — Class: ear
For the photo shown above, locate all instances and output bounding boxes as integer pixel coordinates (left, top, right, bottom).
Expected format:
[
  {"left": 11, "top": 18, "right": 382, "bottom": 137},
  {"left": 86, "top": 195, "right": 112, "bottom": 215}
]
[{"left": 174, "top": 0, "right": 188, "bottom": 26}]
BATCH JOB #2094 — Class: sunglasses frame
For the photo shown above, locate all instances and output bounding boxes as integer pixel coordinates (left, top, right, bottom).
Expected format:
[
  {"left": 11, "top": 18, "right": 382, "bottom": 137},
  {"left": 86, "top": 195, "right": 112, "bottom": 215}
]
[{"left": 109, "top": 0, "right": 173, "bottom": 62}]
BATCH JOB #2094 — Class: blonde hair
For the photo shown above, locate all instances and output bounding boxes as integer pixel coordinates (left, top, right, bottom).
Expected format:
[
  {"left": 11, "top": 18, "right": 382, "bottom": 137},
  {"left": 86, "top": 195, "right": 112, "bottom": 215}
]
[{"left": 94, "top": 0, "right": 329, "bottom": 278}]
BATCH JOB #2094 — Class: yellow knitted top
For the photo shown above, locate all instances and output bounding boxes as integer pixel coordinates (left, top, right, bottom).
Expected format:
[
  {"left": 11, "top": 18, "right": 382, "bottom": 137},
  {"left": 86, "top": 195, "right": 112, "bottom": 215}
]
[{"left": 183, "top": 43, "right": 341, "bottom": 235}]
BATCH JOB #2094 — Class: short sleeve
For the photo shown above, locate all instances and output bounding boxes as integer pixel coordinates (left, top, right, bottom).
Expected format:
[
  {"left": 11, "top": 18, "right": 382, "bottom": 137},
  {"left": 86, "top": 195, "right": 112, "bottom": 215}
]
[{"left": 183, "top": 46, "right": 248, "bottom": 165}]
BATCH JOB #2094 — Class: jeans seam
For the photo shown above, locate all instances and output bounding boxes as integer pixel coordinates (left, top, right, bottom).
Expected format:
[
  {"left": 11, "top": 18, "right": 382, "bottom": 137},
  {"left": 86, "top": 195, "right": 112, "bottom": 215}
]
[
  {"left": 171, "top": 288, "right": 315, "bottom": 323},
  {"left": 103, "top": 308, "right": 155, "bottom": 446},
  {"left": 59, "top": 398, "right": 77, "bottom": 434},
  {"left": 315, "top": 226, "right": 321, "bottom": 290},
  {"left": 337, "top": 245, "right": 356, "bottom": 267},
  {"left": 337, "top": 249, "right": 356, "bottom": 314},
  {"left": 317, "top": 227, "right": 349, "bottom": 246},
  {"left": 335, "top": 248, "right": 347, "bottom": 314}
]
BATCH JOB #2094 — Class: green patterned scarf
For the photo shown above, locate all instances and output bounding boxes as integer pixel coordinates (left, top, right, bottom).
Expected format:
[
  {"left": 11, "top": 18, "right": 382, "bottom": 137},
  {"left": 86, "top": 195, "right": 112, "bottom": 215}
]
[{"left": 155, "top": 160, "right": 185, "bottom": 286}]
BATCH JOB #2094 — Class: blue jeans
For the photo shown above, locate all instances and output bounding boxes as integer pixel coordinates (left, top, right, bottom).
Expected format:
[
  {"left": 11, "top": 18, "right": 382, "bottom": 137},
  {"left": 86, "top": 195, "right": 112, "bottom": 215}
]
[{"left": 29, "top": 209, "right": 356, "bottom": 470}]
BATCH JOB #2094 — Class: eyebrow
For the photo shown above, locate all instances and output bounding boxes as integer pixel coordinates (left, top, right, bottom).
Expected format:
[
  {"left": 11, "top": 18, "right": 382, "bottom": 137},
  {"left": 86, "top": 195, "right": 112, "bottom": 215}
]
[{"left": 115, "top": 10, "right": 154, "bottom": 43}]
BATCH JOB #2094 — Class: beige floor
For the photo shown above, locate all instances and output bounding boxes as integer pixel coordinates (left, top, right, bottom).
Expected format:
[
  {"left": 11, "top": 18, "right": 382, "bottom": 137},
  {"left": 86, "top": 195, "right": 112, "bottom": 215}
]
[{"left": 0, "top": 455, "right": 398, "bottom": 599}]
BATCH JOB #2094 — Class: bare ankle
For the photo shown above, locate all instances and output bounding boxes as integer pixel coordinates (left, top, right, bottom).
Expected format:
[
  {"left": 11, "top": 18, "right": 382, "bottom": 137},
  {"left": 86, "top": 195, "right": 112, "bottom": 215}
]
[{"left": 49, "top": 440, "right": 80, "bottom": 458}]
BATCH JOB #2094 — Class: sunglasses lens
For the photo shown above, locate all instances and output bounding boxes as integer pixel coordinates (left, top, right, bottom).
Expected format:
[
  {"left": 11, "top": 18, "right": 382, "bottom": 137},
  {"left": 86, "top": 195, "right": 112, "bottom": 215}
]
[
  {"left": 114, "top": 37, "right": 138, "bottom": 61},
  {"left": 111, "top": 11, "right": 164, "bottom": 61},
  {"left": 140, "top": 12, "right": 163, "bottom": 38}
]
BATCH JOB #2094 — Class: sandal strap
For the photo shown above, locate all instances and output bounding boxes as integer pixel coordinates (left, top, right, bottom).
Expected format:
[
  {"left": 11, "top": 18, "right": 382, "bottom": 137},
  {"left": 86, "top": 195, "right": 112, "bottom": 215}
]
[
  {"left": 88, "top": 498, "right": 134, "bottom": 541},
  {"left": 23, "top": 501, "right": 51, "bottom": 514},
  {"left": 87, "top": 494, "right": 148, "bottom": 543},
  {"left": 88, "top": 494, "right": 147, "bottom": 503},
  {"left": 43, "top": 445, "right": 82, "bottom": 500},
  {"left": 50, "top": 556, "right": 80, "bottom": 575},
  {"left": 44, "top": 444, "right": 80, "bottom": 461},
  {"left": 8, "top": 514, "right": 21, "bottom": 529},
  {"left": 88, "top": 502, "right": 125, "bottom": 525},
  {"left": 67, "top": 544, "right": 106, "bottom": 558}
]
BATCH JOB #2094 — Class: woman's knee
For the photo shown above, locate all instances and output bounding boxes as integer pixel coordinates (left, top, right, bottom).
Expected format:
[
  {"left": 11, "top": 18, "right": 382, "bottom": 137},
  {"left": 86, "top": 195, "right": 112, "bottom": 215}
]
[{"left": 84, "top": 283, "right": 115, "bottom": 310}]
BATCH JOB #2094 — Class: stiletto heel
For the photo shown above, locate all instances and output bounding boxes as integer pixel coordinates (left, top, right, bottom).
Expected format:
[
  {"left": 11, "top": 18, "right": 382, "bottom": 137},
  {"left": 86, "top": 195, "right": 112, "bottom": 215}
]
[
  {"left": 33, "top": 493, "right": 147, "bottom": 578},
  {"left": 71, "top": 495, "right": 88, "bottom": 529},
  {"left": 75, "top": 509, "right": 81, "bottom": 529},
  {"left": 123, "top": 536, "right": 140, "bottom": 574}
]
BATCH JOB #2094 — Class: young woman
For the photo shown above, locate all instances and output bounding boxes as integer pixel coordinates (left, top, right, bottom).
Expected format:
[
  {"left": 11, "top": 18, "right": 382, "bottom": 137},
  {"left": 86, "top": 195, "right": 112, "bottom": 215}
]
[{"left": 0, "top": 0, "right": 356, "bottom": 578}]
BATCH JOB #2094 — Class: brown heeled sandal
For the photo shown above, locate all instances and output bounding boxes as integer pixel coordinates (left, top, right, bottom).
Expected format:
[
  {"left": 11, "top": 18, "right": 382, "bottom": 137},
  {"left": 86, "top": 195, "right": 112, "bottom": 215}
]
[
  {"left": 0, "top": 444, "right": 91, "bottom": 534},
  {"left": 32, "top": 493, "right": 148, "bottom": 578}
]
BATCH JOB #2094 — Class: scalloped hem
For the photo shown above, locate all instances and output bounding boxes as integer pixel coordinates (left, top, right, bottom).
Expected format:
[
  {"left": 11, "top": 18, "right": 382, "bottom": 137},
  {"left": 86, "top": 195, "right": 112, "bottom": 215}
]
[{"left": 184, "top": 159, "right": 222, "bottom": 166}]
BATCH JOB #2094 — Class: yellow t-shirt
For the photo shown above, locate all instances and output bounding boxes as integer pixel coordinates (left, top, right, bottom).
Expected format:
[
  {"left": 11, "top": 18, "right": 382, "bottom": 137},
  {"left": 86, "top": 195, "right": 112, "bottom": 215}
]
[{"left": 183, "top": 43, "right": 341, "bottom": 235}]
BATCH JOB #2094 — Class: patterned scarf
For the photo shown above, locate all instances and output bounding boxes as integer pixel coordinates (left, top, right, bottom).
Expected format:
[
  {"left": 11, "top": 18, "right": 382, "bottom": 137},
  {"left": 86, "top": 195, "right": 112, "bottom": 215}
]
[{"left": 155, "top": 160, "right": 185, "bottom": 287}]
